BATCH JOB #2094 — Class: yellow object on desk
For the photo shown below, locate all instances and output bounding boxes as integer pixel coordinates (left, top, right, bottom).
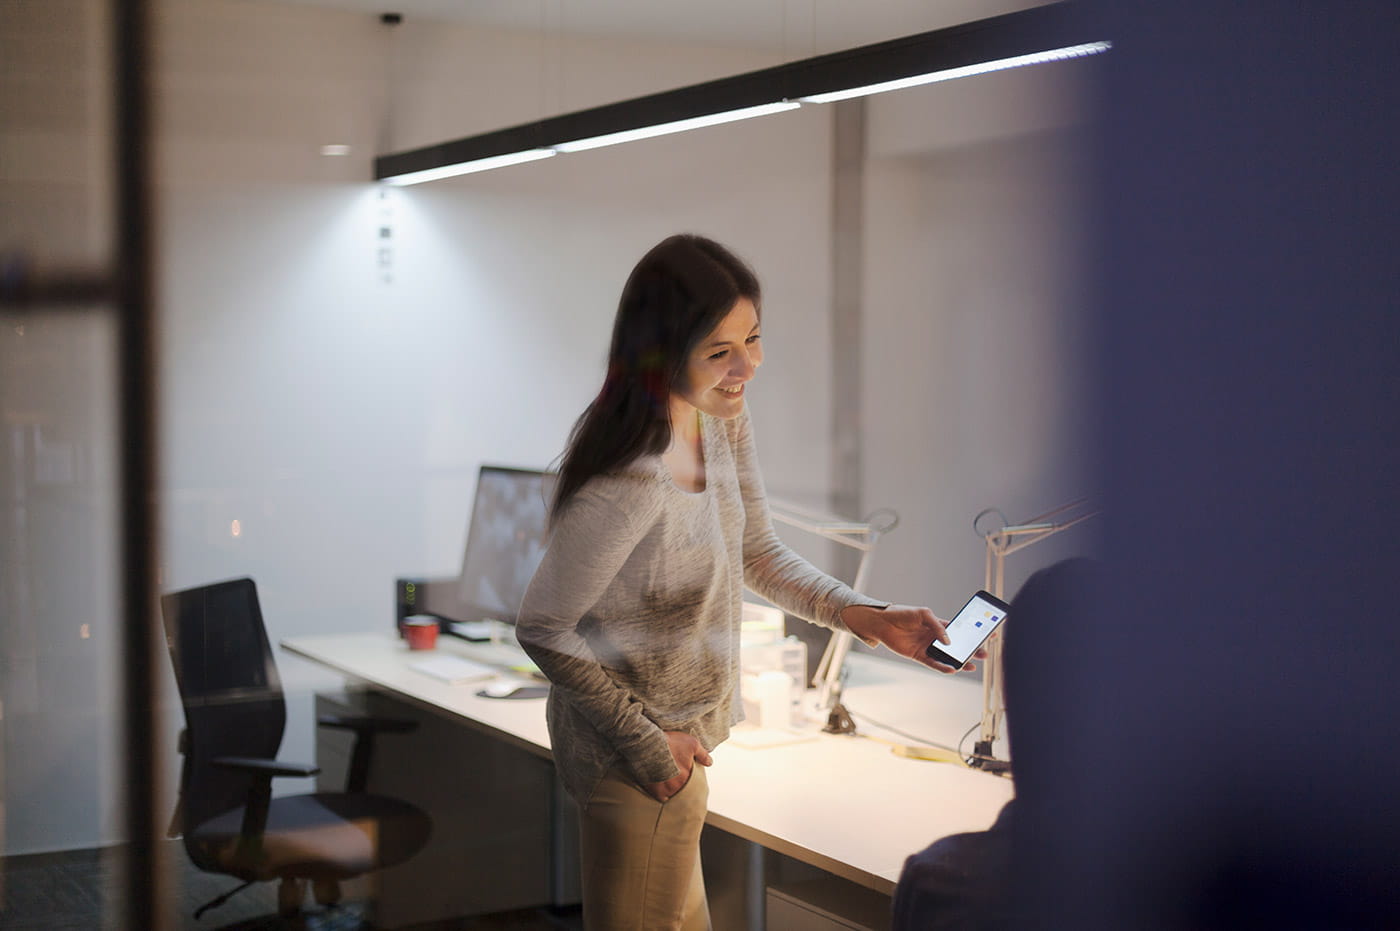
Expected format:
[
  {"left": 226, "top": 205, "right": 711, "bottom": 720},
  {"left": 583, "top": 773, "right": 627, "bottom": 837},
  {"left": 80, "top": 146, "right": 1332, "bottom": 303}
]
[{"left": 889, "top": 743, "right": 969, "bottom": 766}]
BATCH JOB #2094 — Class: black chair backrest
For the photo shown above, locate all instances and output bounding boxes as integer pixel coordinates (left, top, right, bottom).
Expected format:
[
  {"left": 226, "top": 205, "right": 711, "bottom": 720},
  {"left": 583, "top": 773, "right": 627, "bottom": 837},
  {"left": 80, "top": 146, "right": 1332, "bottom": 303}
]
[{"left": 161, "top": 578, "right": 287, "bottom": 839}]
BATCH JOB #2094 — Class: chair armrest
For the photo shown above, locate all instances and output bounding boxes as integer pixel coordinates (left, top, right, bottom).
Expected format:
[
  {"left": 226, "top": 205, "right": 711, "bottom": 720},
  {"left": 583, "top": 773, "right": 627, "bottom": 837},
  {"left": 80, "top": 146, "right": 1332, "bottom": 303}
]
[
  {"left": 315, "top": 714, "right": 416, "bottom": 793},
  {"left": 317, "top": 713, "right": 417, "bottom": 736},
  {"left": 208, "top": 757, "right": 319, "bottom": 851},
  {"left": 212, "top": 756, "right": 320, "bottom": 779}
]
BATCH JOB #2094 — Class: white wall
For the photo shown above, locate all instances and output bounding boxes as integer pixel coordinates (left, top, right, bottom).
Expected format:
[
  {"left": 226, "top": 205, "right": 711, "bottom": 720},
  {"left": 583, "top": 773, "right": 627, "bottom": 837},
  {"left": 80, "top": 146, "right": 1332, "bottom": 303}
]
[
  {"left": 156, "top": 115, "right": 839, "bottom": 622},
  {"left": 2, "top": 0, "right": 830, "bottom": 855},
  {"left": 151, "top": 0, "right": 838, "bottom": 839},
  {"left": 859, "top": 60, "right": 1098, "bottom": 619}
]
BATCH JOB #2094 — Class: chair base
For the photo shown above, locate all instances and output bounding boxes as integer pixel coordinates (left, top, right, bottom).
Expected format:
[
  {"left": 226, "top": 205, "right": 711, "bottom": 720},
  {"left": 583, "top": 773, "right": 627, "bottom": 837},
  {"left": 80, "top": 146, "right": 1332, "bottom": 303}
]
[
  {"left": 278, "top": 878, "right": 306, "bottom": 917},
  {"left": 196, "top": 878, "right": 257, "bottom": 919},
  {"left": 205, "top": 900, "right": 371, "bottom": 931},
  {"left": 191, "top": 876, "right": 365, "bottom": 931}
]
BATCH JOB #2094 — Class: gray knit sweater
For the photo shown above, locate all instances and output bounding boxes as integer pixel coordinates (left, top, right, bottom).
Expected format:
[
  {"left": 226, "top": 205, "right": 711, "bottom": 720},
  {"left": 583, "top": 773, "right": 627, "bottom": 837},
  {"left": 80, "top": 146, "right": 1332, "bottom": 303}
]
[{"left": 516, "top": 407, "right": 886, "bottom": 806}]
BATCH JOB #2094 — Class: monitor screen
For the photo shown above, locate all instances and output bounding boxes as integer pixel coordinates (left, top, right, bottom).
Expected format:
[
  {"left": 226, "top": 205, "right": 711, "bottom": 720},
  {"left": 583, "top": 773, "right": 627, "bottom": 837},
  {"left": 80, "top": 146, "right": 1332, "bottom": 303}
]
[{"left": 455, "top": 466, "right": 554, "bottom": 625}]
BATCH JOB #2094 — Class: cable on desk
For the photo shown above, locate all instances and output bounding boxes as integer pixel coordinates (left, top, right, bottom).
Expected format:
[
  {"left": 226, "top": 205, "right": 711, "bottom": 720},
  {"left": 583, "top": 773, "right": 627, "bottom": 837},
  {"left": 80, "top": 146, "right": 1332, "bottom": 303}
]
[
  {"left": 847, "top": 709, "right": 976, "bottom": 765},
  {"left": 846, "top": 708, "right": 957, "bottom": 752},
  {"left": 844, "top": 709, "right": 1012, "bottom": 773},
  {"left": 858, "top": 733, "right": 967, "bottom": 765},
  {"left": 957, "top": 721, "right": 980, "bottom": 762},
  {"left": 956, "top": 720, "right": 1011, "bottom": 773}
]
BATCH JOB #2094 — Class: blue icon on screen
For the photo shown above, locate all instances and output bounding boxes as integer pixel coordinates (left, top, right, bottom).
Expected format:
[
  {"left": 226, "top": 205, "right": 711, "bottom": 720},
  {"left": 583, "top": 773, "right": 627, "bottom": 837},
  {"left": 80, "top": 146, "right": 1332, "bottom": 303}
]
[{"left": 975, "top": 621, "right": 983, "bottom": 628}]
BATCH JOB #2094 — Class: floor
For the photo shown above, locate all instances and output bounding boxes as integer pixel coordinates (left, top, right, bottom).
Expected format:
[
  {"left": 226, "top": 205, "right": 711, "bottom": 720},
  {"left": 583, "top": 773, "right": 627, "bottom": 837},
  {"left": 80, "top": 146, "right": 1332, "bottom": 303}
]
[{"left": 0, "top": 843, "right": 583, "bottom": 931}]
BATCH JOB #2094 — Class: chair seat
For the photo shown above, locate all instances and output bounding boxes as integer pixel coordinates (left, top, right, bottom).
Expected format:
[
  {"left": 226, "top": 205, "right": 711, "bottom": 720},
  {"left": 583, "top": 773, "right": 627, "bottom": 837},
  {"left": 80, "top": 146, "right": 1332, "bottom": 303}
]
[{"left": 189, "top": 792, "right": 431, "bottom": 883}]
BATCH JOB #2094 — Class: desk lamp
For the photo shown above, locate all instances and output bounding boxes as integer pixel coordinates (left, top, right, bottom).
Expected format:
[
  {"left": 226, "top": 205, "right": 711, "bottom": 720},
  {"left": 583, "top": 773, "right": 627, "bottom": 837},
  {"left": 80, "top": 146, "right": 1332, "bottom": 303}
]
[
  {"left": 769, "top": 499, "right": 898, "bottom": 733},
  {"left": 971, "top": 497, "right": 1098, "bottom": 774}
]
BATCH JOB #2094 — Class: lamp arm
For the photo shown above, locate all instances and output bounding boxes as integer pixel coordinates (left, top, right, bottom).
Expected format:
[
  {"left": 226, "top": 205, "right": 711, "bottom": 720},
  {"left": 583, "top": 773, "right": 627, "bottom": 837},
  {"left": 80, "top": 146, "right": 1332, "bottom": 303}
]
[
  {"left": 974, "top": 497, "right": 1097, "bottom": 774},
  {"left": 766, "top": 498, "right": 895, "bottom": 721}
]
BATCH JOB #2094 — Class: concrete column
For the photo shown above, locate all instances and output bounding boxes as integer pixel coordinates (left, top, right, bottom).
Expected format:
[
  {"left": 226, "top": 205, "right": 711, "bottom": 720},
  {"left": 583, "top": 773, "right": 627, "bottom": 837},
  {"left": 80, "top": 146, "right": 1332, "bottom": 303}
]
[{"left": 830, "top": 99, "right": 865, "bottom": 583}]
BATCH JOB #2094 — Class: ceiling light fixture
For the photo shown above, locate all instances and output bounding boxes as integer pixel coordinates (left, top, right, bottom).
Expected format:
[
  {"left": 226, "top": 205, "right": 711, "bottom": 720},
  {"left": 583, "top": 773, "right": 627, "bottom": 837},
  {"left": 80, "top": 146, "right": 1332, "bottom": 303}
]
[
  {"left": 382, "top": 149, "right": 556, "bottom": 187},
  {"left": 376, "top": 3, "right": 1105, "bottom": 186},
  {"left": 796, "top": 41, "right": 1110, "bottom": 104},
  {"left": 552, "top": 101, "right": 803, "bottom": 154}
]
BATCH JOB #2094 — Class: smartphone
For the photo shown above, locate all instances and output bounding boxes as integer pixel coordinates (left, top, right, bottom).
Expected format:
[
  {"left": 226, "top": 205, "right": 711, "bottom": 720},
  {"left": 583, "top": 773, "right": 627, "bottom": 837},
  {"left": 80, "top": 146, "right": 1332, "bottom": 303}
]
[{"left": 924, "top": 590, "right": 1011, "bottom": 669}]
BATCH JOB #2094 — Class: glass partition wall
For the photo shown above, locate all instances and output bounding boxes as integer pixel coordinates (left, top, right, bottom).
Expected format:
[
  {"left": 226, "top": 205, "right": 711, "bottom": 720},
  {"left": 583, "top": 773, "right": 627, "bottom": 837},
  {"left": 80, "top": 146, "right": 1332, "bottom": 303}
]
[
  {"left": 2, "top": 2, "right": 1094, "bottom": 928},
  {"left": 1, "top": 0, "right": 157, "bottom": 927}
]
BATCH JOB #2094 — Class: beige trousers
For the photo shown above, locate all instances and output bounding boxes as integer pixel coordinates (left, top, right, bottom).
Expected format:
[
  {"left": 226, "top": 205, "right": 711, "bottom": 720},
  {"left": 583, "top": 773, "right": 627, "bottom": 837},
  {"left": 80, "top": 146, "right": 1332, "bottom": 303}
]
[{"left": 578, "top": 764, "right": 711, "bottom": 931}]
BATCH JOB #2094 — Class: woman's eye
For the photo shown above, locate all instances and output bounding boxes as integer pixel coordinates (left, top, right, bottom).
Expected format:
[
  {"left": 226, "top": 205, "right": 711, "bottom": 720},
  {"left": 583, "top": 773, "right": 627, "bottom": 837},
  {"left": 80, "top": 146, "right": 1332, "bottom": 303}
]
[
  {"left": 708, "top": 350, "right": 729, "bottom": 361},
  {"left": 746, "top": 334, "right": 761, "bottom": 344}
]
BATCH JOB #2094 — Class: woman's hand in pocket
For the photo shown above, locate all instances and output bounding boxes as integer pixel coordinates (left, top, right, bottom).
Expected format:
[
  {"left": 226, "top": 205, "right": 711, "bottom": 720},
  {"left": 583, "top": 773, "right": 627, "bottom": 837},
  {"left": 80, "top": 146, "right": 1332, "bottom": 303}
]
[{"left": 643, "top": 731, "right": 712, "bottom": 802}]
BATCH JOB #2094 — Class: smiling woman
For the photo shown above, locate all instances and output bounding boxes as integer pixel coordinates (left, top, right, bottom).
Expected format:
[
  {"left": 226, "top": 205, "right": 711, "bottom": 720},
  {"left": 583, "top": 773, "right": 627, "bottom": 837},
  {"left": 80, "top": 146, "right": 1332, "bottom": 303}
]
[
  {"left": 664, "top": 296, "right": 764, "bottom": 492},
  {"left": 545, "top": 234, "right": 765, "bottom": 514},
  {"left": 514, "top": 233, "right": 977, "bottom": 931},
  {"left": 677, "top": 297, "right": 763, "bottom": 412}
]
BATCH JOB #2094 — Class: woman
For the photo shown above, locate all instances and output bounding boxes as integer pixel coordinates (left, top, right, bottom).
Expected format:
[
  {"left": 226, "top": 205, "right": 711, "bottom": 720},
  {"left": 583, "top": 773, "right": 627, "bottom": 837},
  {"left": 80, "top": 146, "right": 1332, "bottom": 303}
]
[{"left": 516, "top": 233, "right": 974, "bottom": 930}]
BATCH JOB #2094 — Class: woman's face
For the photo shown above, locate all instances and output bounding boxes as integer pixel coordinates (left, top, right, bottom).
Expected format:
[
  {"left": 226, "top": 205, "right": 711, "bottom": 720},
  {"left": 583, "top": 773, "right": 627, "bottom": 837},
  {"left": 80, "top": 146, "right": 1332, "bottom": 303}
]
[{"left": 672, "top": 297, "right": 763, "bottom": 422}]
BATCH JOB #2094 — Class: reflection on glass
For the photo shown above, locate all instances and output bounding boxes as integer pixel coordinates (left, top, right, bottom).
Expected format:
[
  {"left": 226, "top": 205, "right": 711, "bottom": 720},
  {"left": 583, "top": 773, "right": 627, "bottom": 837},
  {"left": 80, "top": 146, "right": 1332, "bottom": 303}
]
[
  {"left": 2, "top": 313, "right": 124, "bottom": 926},
  {"left": 2, "top": 1, "right": 1094, "bottom": 926}
]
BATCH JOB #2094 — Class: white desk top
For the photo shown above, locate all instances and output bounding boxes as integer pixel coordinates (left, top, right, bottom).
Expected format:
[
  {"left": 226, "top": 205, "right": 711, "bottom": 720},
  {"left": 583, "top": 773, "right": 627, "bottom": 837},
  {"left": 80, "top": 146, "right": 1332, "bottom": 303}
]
[{"left": 280, "top": 632, "right": 1015, "bottom": 895}]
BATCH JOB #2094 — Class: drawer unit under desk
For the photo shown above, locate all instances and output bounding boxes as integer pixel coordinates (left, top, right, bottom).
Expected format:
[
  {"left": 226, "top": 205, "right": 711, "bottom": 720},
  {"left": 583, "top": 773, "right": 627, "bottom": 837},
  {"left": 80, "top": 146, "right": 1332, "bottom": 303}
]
[{"left": 766, "top": 878, "right": 894, "bottom": 931}]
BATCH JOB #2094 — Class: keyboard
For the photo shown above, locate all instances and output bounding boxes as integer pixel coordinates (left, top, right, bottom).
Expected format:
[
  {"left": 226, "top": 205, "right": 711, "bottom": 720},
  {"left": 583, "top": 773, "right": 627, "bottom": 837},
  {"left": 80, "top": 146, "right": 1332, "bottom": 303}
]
[{"left": 408, "top": 653, "right": 496, "bottom": 684}]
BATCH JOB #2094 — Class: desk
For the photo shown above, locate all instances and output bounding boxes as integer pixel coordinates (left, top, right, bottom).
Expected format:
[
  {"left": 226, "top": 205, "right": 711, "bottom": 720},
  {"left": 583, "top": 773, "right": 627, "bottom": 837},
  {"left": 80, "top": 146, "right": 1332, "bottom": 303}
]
[{"left": 281, "top": 633, "right": 1015, "bottom": 924}]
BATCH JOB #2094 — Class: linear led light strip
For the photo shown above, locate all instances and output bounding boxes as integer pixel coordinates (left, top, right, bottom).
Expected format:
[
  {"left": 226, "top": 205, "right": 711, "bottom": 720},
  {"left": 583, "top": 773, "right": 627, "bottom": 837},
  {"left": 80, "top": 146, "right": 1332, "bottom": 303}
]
[
  {"left": 383, "top": 41, "right": 1110, "bottom": 186},
  {"left": 382, "top": 149, "right": 558, "bottom": 187},
  {"left": 554, "top": 101, "right": 802, "bottom": 153},
  {"left": 798, "top": 41, "right": 1111, "bottom": 104},
  {"left": 381, "top": 103, "right": 799, "bottom": 186}
]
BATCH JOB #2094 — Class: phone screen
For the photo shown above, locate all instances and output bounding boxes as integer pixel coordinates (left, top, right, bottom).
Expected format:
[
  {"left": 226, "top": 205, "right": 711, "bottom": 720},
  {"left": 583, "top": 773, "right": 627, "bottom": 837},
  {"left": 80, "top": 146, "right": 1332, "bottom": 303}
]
[{"left": 926, "top": 590, "right": 1010, "bottom": 667}]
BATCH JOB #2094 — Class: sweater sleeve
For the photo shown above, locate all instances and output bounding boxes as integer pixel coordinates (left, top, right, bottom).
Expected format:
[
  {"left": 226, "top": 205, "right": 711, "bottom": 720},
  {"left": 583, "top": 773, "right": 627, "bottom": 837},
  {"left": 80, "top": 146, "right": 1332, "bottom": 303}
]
[
  {"left": 729, "top": 410, "right": 889, "bottom": 634},
  {"left": 515, "top": 482, "right": 680, "bottom": 785}
]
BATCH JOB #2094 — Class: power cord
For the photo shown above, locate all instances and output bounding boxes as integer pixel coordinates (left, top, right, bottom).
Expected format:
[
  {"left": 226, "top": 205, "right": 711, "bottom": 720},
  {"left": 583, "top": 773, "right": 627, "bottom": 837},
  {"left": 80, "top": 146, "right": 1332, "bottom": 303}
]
[
  {"left": 834, "top": 708, "right": 1013, "bottom": 772},
  {"left": 958, "top": 720, "right": 1013, "bottom": 775},
  {"left": 847, "top": 708, "right": 959, "bottom": 753},
  {"left": 842, "top": 709, "right": 1012, "bottom": 774},
  {"left": 846, "top": 709, "right": 971, "bottom": 766}
]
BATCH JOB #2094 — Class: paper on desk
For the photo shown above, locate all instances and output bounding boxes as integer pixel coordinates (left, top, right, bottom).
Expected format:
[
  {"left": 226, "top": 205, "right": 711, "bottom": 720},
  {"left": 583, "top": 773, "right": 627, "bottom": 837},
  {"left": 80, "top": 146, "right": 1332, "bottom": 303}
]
[{"left": 727, "top": 725, "right": 819, "bottom": 749}]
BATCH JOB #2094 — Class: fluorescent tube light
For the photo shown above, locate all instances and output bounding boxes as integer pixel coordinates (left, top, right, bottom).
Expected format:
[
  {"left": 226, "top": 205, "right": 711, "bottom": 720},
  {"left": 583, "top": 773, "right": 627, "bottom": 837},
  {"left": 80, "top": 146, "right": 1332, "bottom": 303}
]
[
  {"left": 797, "top": 41, "right": 1112, "bottom": 104},
  {"left": 383, "top": 148, "right": 556, "bottom": 186},
  {"left": 554, "top": 101, "right": 802, "bottom": 153},
  {"left": 374, "top": 5, "right": 1109, "bottom": 186}
]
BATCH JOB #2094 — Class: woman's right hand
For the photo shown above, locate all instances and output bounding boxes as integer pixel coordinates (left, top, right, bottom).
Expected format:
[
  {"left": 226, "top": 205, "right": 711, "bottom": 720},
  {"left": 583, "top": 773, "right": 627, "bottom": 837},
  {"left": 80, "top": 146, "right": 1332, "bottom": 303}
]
[{"left": 643, "top": 731, "right": 713, "bottom": 802}]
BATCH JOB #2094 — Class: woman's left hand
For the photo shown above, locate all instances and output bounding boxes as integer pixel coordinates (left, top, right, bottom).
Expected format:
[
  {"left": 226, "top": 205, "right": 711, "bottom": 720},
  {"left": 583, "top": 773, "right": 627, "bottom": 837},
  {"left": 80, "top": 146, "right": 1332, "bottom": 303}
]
[{"left": 840, "top": 603, "right": 986, "bottom": 673}]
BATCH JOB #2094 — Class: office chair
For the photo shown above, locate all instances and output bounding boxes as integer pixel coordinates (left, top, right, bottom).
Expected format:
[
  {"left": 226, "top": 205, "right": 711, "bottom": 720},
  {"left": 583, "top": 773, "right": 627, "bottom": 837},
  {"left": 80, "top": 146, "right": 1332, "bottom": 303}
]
[{"left": 161, "top": 577, "right": 432, "bottom": 924}]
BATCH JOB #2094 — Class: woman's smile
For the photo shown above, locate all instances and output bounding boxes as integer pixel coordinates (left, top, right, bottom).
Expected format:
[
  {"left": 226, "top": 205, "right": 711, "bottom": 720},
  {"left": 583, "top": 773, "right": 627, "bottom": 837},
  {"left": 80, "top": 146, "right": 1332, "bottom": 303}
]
[{"left": 672, "top": 298, "right": 763, "bottom": 424}]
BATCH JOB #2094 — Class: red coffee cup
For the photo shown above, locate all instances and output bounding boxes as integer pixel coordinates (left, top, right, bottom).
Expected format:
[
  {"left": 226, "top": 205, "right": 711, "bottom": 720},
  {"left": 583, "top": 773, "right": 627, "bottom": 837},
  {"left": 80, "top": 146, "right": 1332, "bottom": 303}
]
[{"left": 402, "top": 617, "right": 439, "bottom": 650}]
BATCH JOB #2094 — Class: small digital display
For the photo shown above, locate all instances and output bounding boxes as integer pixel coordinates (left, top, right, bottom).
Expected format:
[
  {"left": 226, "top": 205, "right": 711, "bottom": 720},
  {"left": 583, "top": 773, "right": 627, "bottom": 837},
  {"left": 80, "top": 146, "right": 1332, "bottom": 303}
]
[
  {"left": 942, "top": 594, "right": 1006, "bottom": 664},
  {"left": 925, "top": 590, "right": 1010, "bottom": 669}
]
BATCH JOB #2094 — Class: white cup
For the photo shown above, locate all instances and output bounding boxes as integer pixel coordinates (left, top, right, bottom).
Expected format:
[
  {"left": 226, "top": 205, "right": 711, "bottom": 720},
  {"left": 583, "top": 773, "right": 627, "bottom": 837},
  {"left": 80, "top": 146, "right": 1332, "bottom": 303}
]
[{"left": 754, "top": 669, "right": 793, "bottom": 730}]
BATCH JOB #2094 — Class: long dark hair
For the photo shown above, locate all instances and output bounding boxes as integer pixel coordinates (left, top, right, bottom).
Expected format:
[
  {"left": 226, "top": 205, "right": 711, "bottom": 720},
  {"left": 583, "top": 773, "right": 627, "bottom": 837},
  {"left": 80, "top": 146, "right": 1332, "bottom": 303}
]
[{"left": 551, "top": 233, "right": 761, "bottom": 523}]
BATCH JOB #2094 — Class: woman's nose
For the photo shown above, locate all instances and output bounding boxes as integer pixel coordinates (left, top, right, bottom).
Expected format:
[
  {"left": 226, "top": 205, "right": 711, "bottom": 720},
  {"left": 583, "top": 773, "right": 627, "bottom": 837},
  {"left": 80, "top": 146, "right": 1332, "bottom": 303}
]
[{"left": 731, "top": 350, "right": 757, "bottom": 379}]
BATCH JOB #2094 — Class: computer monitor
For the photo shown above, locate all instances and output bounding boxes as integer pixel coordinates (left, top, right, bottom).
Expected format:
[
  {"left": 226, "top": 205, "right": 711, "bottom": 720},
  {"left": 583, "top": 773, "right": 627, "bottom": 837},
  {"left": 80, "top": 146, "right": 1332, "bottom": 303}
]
[{"left": 454, "top": 465, "right": 555, "bottom": 626}]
